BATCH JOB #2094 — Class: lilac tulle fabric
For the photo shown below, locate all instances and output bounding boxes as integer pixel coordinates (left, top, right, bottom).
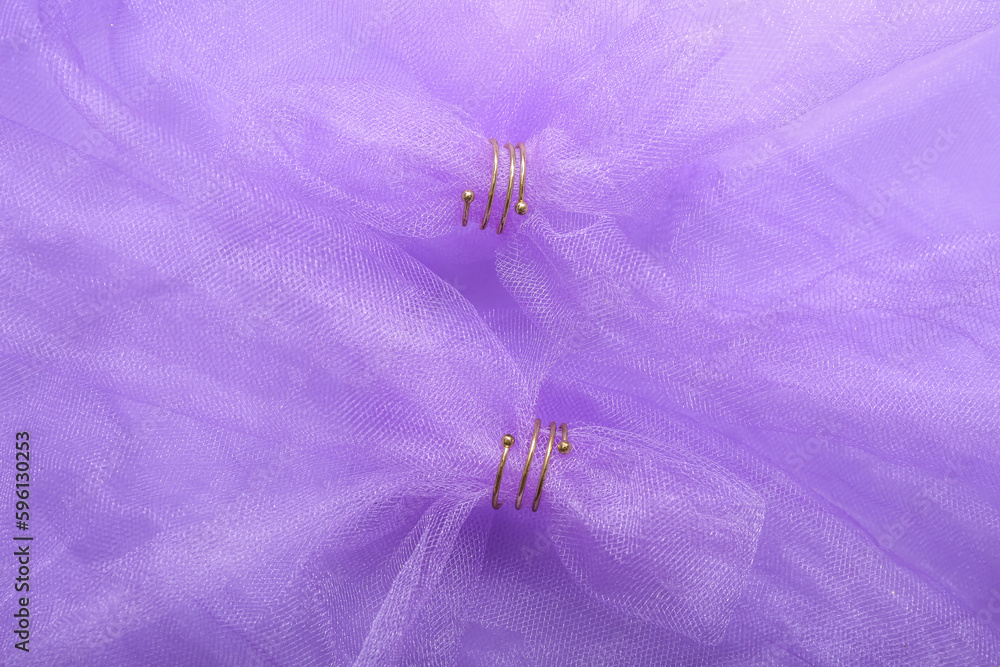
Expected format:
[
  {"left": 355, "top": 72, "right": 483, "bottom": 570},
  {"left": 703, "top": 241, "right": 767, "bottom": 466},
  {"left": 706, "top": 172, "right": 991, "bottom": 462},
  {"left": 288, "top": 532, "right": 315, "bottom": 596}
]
[{"left": 2, "top": 0, "right": 1000, "bottom": 664}]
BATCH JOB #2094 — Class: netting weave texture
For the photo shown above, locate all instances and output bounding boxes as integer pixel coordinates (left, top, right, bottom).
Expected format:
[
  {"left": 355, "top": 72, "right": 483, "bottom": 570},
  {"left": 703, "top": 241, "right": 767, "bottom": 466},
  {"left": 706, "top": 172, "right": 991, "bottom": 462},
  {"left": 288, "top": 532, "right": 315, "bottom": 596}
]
[{"left": 1, "top": 0, "right": 1000, "bottom": 664}]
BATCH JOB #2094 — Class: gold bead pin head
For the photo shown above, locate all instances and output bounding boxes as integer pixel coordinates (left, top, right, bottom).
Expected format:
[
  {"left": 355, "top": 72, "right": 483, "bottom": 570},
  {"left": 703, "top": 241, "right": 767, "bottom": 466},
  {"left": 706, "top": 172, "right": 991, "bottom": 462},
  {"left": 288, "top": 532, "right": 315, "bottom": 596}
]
[
  {"left": 492, "top": 433, "right": 515, "bottom": 509},
  {"left": 461, "top": 139, "right": 527, "bottom": 234},
  {"left": 557, "top": 425, "right": 571, "bottom": 453},
  {"left": 460, "top": 190, "right": 476, "bottom": 227},
  {"left": 493, "top": 420, "right": 570, "bottom": 512}
]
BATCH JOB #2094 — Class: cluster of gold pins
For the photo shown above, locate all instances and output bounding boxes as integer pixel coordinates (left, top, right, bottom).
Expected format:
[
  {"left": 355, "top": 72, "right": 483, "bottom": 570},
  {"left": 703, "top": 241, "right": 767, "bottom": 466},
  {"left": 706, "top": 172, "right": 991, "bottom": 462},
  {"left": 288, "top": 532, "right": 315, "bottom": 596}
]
[
  {"left": 461, "top": 138, "right": 527, "bottom": 235},
  {"left": 462, "top": 142, "right": 567, "bottom": 511},
  {"left": 493, "top": 419, "right": 571, "bottom": 512}
]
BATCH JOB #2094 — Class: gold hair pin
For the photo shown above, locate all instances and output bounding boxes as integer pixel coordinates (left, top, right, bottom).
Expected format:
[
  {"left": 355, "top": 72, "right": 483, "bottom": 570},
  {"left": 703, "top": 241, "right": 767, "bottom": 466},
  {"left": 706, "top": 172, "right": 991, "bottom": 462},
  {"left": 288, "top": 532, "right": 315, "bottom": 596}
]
[
  {"left": 493, "top": 419, "right": 571, "bottom": 512},
  {"left": 461, "top": 138, "right": 527, "bottom": 235}
]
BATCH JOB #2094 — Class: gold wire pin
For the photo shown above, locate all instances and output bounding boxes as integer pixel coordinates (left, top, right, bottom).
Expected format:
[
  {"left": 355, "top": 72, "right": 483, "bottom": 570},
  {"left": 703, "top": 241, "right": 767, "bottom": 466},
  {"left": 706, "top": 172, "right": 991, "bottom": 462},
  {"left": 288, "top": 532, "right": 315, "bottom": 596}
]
[
  {"left": 461, "top": 139, "right": 527, "bottom": 234},
  {"left": 493, "top": 418, "right": 571, "bottom": 512},
  {"left": 492, "top": 434, "right": 515, "bottom": 509}
]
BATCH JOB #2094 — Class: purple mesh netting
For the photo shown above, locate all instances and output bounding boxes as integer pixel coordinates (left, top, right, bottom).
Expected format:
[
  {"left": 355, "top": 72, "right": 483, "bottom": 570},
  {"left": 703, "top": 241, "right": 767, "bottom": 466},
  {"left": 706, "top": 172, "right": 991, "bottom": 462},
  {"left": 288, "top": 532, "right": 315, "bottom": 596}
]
[{"left": 1, "top": 0, "right": 1000, "bottom": 664}]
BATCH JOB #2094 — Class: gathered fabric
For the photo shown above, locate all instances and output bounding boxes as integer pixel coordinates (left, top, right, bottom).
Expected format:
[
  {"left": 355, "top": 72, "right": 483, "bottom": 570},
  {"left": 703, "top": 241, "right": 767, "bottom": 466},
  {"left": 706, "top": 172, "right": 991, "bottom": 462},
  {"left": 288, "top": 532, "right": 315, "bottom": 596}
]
[{"left": 1, "top": 1, "right": 999, "bottom": 664}]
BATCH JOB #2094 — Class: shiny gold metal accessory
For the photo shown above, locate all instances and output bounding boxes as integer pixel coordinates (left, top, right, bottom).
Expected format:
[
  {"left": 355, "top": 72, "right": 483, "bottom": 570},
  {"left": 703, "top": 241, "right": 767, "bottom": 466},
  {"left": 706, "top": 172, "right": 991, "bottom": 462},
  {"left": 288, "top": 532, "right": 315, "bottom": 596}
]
[
  {"left": 492, "top": 418, "right": 571, "bottom": 511},
  {"left": 461, "top": 139, "right": 527, "bottom": 235}
]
